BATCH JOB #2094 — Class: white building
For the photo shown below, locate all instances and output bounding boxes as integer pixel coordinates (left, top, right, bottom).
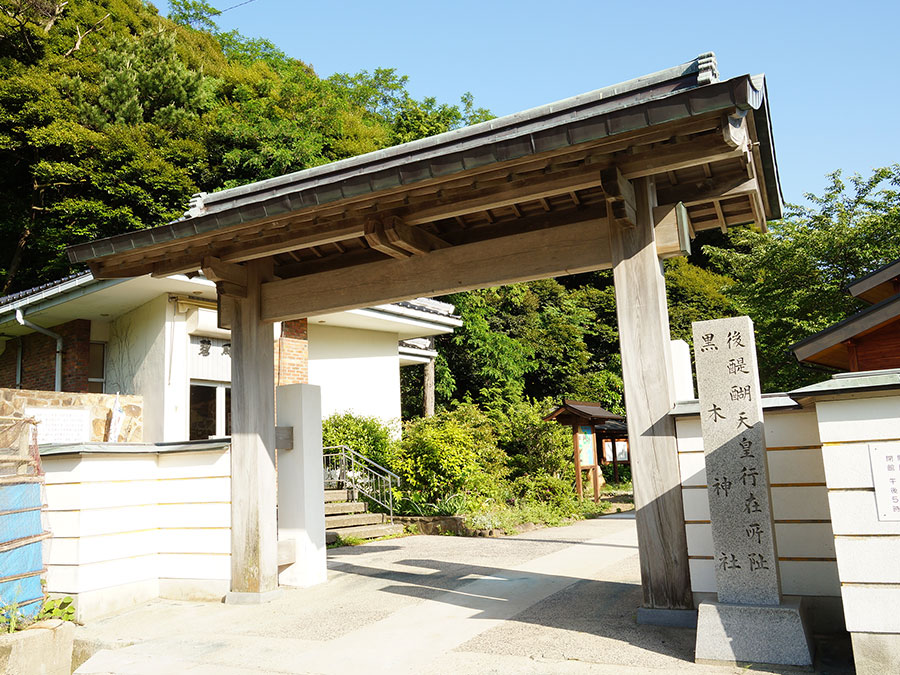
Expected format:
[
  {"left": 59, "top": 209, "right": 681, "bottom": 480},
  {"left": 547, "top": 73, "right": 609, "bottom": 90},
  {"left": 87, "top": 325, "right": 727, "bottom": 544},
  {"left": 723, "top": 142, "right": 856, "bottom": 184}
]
[{"left": 0, "top": 272, "right": 460, "bottom": 442}]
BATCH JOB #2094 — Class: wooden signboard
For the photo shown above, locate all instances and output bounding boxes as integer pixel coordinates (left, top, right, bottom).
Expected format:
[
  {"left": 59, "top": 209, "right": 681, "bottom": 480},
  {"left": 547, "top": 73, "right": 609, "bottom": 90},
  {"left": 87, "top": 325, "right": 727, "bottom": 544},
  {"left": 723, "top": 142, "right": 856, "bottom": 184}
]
[{"left": 573, "top": 424, "right": 601, "bottom": 502}]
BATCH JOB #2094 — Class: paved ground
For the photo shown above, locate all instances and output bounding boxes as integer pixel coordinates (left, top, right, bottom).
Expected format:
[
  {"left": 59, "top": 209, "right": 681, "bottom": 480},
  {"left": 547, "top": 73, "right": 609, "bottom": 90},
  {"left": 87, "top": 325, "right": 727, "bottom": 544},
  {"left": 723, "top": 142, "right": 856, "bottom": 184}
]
[{"left": 74, "top": 514, "right": 852, "bottom": 674}]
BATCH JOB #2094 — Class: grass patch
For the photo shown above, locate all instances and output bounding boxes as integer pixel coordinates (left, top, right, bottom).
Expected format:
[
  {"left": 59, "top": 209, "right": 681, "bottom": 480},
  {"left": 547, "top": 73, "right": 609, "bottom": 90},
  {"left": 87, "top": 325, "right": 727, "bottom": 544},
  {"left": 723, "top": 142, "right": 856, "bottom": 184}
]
[
  {"left": 326, "top": 535, "right": 365, "bottom": 549},
  {"left": 463, "top": 498, "right": 613, "bottom": 535}
]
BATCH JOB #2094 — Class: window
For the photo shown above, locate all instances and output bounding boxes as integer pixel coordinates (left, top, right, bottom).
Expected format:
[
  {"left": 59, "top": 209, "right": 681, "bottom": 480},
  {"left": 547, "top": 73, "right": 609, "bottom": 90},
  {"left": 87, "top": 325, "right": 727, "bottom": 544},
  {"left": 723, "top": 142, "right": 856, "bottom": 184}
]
[
  {"left": 189, "top": 382, "right": 231, "bottom": 440},
  {"left": 88, "top": 342, "right": 106, "bottom": 393}
]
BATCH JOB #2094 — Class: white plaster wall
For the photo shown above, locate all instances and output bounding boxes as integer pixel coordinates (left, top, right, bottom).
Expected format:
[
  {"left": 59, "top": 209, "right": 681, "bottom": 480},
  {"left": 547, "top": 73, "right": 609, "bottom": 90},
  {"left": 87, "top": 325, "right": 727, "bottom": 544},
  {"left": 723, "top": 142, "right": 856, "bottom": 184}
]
[
  {"left": 163, "top": 302, "right": 190, "bottom": 442},
  {"left": 43, "top": 449, "right": 231, "bottom": 622},
  {"left": 675, "top": 408, "right": 839, "bottom": 599},
  {"left": 815, "top": 393, "right": 900, "bottom": 633},
  {"left": 307, "top": 324, "right": 401, "bottom": 425},
  {"left": 105, "top": 296, "right": 168, "bottom": 443}
]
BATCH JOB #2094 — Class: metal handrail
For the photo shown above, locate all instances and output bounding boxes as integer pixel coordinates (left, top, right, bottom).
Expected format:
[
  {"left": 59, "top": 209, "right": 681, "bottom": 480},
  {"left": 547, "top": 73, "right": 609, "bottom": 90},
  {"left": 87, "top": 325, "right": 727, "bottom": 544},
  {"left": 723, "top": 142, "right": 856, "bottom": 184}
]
[{"left": 323, "top": 445, "right": 400, "bottom": 521}]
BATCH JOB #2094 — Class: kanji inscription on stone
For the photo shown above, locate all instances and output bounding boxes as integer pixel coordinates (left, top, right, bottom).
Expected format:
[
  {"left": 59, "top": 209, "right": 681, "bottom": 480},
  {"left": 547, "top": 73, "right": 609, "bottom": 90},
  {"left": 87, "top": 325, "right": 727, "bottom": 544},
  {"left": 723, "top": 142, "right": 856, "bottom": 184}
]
[{"left": 692, "top": 317, "right": 781, "bottom": 606}]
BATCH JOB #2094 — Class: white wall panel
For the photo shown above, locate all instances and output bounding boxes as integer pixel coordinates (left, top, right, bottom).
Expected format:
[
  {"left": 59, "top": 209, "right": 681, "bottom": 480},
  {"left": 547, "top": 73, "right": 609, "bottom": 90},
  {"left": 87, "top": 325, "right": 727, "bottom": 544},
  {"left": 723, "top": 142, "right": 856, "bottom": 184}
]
[{"left": 816, "top": 396, "right": 900, "bottom": 443}]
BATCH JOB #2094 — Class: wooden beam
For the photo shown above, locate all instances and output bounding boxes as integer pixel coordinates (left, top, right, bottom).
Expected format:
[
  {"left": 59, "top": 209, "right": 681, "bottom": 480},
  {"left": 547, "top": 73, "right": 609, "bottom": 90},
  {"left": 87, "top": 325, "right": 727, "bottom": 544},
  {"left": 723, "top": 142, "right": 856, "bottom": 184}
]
[
  {"left": 403, "top": 164, "right": 611, "bottom": 225},
  {"left": 654, "top": 202, "right": 692, "bottom": 259},
  {"left": 215, "top": 280, "right": 247, "bottom": 299},
  {"left": 228, "top": 259, "right": 278, "bottom": 598},
  {"left": 217, "top": 294, "right": 234, "bottom": 330},
  {"left": 654, "top": 169, "right": 758, "bottom": 207},
  {"left": 713, "top": 200, "right": 727, "bottom": 233},
  {"left": 148, "top": 220, "right": 367, "bottom": 277},
  {"left": 609, "top": 176, "right": 692, "bottom": 610},
  {"left": 618, "top": 135, "right": 747, "bottom": 179},
  {"left": 382, "top": 216, "right": 450, "bottom": 255},
  {"left": 201, "top": 256, "right": 247, "bottom": 286},
  {"left": 260, "top": 208, "right": 611, "bottom": 322},
  {"left": 602, "top": 167, "right": 637, "bottom": 228},
  {"left": 364, "top": 218, "right": 411, "bottom": 259}
]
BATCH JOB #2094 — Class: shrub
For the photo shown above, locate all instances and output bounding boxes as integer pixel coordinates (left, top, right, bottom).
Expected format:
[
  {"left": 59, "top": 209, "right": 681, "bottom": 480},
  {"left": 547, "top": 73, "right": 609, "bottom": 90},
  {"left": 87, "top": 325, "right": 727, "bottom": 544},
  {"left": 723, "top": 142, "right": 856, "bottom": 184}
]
[
  {"left": 394, "top": 403, "right": 507, "bottom": 503},
  {"left": 321, "top": 412, "right": 397, "bottom": 471},
  {"left": 512, "top": 474, "right": 576, "bottom": 511},
  {"left": 486, "top": 398, "right": 572, "bottom": 480}
]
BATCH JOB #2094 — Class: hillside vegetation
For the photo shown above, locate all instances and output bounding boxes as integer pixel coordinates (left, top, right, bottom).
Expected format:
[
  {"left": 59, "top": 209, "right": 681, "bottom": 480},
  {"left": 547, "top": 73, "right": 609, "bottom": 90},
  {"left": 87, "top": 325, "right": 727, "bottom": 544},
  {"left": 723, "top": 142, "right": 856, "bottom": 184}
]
[{"left": 2, "top": 0, "right": 898, "bottom": 410}]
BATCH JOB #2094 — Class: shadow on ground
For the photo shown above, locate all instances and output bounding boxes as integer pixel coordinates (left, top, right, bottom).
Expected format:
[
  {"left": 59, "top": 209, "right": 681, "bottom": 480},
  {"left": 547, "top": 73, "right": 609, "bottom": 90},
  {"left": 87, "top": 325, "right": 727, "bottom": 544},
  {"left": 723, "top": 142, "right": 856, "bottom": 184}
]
[{"left": 328, "top": 551, "right": 855, "bottom": 674}]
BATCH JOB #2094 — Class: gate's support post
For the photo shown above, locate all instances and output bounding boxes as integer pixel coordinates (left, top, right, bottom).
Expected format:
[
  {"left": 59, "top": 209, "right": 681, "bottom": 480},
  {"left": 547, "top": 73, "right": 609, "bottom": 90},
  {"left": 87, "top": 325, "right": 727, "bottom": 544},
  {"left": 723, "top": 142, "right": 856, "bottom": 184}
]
[
  {"left": 424, "top": 357, "right": 435, "bottom": 417},
  {"left": 609, "top": 176, "right": 694, "bottom": 620},
  {"left": 276, "top": 383, "right": 327, "bottom": 587},
  {"left": 226, "top": 259, "right": 280, "bottom": 603}
]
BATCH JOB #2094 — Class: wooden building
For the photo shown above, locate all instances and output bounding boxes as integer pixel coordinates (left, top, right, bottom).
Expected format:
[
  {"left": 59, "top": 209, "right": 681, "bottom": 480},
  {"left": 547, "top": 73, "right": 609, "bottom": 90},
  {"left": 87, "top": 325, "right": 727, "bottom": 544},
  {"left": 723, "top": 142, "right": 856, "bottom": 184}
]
[{"left": 793, "top": 258, "right": 900, "bottom": 372}]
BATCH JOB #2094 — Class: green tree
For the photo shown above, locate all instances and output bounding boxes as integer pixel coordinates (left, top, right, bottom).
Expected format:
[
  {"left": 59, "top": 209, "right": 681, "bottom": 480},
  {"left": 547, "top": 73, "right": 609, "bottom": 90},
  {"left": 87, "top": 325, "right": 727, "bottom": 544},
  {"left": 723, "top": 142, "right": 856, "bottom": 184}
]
[
  {"left": 706, "top": 166, "right": 900, "bottom": 391},
  {"left": 167, "top": 0, "right": 220, "bottom": 32}
]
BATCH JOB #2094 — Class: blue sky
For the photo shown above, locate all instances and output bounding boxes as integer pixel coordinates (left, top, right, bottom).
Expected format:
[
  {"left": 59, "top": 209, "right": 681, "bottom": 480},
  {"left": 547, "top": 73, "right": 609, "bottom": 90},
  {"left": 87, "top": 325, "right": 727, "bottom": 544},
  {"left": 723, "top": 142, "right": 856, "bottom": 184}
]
[{"left": 158, "top": 0, "right": 898, "bottom": 206}]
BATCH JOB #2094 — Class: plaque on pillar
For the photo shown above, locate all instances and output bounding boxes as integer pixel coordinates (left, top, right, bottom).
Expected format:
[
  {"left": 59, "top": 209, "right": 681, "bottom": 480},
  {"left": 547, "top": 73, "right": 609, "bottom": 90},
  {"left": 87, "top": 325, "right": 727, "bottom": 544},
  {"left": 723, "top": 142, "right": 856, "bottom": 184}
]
[{"left": 691, "top": 317, "right": 813, "bottom": 668}]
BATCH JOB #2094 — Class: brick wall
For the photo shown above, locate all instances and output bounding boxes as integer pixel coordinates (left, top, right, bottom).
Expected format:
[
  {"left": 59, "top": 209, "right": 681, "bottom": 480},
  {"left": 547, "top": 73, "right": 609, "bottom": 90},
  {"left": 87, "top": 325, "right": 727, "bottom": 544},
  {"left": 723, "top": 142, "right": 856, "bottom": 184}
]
[
  {"left": 0, "top": 320, "right": 92, "bottom": 392},
  {"left": 274, "top": 319, "right": 308, "bottom": 386}
]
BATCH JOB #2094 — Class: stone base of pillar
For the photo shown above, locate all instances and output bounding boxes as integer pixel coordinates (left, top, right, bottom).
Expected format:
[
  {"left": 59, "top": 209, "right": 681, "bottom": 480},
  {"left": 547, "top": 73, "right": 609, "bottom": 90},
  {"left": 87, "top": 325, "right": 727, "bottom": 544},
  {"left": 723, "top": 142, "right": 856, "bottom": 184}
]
[
  {"left": 224, "top": 589, "right": 283, "bottom": 605},
  {"left": 695, "top": 598, "right": 814, "bottom": 668},
  {"left": 637, "top": 607, "right": 698, "bottom": 628}
]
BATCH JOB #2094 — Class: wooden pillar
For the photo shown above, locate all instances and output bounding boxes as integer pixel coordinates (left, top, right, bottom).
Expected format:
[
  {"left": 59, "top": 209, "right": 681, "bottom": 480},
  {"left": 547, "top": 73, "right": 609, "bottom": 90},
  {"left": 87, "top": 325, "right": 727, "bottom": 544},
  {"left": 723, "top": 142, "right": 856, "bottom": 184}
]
[
  {"left": 227, "top": 259, "right": 279, "bottom": 601},
  {"left": 609, "top": 176, "right": 692, "bottom": 611},
  {"left": 424, "top": 358, "right": 435, "bottom": 417}
]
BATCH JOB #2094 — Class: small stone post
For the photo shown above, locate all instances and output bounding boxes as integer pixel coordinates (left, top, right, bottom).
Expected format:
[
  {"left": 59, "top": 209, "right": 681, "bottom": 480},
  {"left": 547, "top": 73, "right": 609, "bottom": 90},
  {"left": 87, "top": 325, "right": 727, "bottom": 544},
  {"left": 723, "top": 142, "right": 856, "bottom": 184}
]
[{"left": 692, "top": 316, "right": 813, "bottom": 667}]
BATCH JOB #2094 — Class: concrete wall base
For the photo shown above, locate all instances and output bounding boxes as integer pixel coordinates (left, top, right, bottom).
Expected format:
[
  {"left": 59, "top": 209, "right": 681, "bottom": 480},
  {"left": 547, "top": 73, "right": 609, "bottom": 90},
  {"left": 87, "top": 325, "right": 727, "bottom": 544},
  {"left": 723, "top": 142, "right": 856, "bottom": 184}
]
[
  {"left": 60, "top": 579, "right": 159, "bottom": 624},
  {"left": 0, "top": 619, "right": 74, "bottom": 675},
  {"left": 159, "top": 578, "right": 228, "bottom": 602},
  {"left": 224, "top": 589, "right": 282, "bottom": 605},
  {"left": 695, "top": 598, "right": 814, "bottom": 668},
  {"left": 637, "top": 607, "right": 698, "bottom": 628},
  {"left": 851, "top": 632, "right": 900, "bottom": 675}
]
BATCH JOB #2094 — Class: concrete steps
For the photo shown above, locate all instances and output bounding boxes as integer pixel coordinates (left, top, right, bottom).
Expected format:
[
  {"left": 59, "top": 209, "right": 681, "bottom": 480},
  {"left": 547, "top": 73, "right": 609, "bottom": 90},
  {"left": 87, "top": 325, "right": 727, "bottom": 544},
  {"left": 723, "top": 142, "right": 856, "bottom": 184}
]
[
  {"left": 325, "top": 512, "right": 386, "bottom": 529},
  {"left": 324, "top": 487, "right": 402, "bottom": 545},
  {"left": 324, "top": 501, "right": 367, "bottom": 516},
  {"left": 325, "top": 522, "right": 404, "bottom": 545}
]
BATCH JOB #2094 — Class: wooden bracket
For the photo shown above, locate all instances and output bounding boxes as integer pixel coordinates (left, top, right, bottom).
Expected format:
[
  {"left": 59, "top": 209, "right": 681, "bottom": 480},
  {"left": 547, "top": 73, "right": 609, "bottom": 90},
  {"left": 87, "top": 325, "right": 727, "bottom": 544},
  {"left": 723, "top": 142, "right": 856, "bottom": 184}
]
[
  {"left": 365, "top": 218, "right": 412, "bottom": 259},
  {"left": 723, "top": 110, "right": 750, "bottom": 149},
  {"left": 382, "top": 216, "right": 449, "bottom": 255},
  {"left": 365, "top": 216, "right": 449, "bottom": 258},
  {"left": 202, "top": 256, "right": 247, "bottom": 286},
  {"left": 217, "top": 294, "right": 234, "bottom": 330},
  {"left": 602, "top": 167, "right": 637, "bottom": 228},
  {"left": 653, "top": 202, "right": 693, "bottom": 259},
  {"left": 202, "top": 256, "right": 248, "bottom": 300}
]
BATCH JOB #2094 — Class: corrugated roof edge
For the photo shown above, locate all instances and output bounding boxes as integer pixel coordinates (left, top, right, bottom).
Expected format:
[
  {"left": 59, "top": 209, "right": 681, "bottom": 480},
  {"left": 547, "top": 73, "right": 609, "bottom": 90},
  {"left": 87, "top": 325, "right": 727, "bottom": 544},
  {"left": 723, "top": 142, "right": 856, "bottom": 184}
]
[
  {"left": 68, "top": 53, "right": 780, "bottom": 265},
  {"left": 0, "top": 271, "right": 94, "bottom": 308}
]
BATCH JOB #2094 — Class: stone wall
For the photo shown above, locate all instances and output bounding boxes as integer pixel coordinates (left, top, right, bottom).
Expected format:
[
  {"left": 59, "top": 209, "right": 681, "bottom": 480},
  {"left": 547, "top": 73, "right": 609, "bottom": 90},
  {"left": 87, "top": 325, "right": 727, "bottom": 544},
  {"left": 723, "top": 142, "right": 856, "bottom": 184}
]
[{"left": 0, "top": 388, "right": 142, "bottom": 443}]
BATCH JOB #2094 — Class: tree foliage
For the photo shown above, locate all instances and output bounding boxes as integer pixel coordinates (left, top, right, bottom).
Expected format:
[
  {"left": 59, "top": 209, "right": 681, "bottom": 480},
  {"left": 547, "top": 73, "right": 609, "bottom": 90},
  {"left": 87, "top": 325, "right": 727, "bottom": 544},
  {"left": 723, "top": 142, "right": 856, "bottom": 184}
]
[
  {"left": 705, "top": 167, "right": 900, "bottom": 391},
  {"left": 0, "top": 0, "right": 494, "bottom": 293}
]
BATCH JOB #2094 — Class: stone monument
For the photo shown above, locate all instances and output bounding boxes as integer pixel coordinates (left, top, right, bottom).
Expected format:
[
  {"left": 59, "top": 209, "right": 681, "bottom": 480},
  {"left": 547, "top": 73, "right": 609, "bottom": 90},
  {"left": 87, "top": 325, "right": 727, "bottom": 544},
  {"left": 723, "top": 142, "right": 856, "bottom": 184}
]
[{"left": 691, "top": 316, "right": 813, "bottom": 667}]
